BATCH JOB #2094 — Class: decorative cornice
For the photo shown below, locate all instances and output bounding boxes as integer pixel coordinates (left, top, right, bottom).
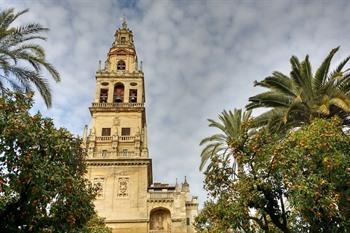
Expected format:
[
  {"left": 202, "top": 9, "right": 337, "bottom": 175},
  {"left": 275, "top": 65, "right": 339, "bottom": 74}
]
[
  {"left": 147, "top": 199, "right": 174, "bottom": 203},
  {"left": 105, "top": 218, "right": 148, "bottom": 224},
  {"left": 89, "top": 106, "right": 144, "bottom": 115},
  {"left": 108, "top": 48, "right": 135, "bottom": 57},
  {"left": 86, "top": 158, "right": 152, "bottom": 167},
  {"left": 105, "top": 217, "right": 186, "bottom": 224},
  {"left": 186, "top": 203, "right": 199, "bottom": 207}
]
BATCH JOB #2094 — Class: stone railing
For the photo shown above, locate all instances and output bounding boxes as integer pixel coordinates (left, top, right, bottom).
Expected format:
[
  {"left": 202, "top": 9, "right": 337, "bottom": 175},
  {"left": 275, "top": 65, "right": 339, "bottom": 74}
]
[
  {"left": 96, "top": 70, "right": 143, "bottom": 77},
  {"left": 92, "top": 151, "right": 113, "bottom": 158},
  {"left": 92, "top": 102, "right": 144, "bottom": 108},
  {"left": 118, "top": 103, "right": 143, "bottom": 108},
  {"left": 90, "top": 151, "right": 136, "bottom": 159},
  {"left": 90, "top": 135, "right": 136, "bottom": 143},
  {"left": 96, "top": 136, "right": 113, "bottom": 141},
  {"left": 117, "top": 151, "right": 135, "bottom": 157},
  {"left": 119, "top": 136, "right": 135, "bottom": 141},
  {"left": 92, "top": 102, "right": 113, "bottom": 107}
]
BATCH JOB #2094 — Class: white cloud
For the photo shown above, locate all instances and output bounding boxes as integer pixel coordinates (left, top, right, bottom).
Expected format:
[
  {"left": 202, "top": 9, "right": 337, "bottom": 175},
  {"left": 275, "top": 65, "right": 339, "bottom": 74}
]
[{"left": 3, "top": 0, "right": 350, "bottom": 207}]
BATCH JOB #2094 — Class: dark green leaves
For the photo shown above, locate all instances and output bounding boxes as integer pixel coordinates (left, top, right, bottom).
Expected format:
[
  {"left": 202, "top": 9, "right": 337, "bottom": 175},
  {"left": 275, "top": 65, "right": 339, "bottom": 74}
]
[{"left": 0, "top": 92, "right": 107, "bottom": 232}]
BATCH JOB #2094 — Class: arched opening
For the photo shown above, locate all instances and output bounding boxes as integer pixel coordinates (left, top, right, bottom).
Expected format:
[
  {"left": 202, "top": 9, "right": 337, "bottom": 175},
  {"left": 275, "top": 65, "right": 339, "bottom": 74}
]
[
  {"left": 150, "top": 208, "right": 171, "bottom": 232},
  {"left": 99, "top": 89, "right": 108, "bottom": 103},
  {"left": 120, "top": 36, "right": 126, "bottom": 44},
  {"left": 117, "top": 60, "right": 126, "bottom": 70},
  {"left": 113, "top": 83, "right": 124, "bottom": 103},
  {"left": 129, "top": 89, "right": 137, "bottom": 103}
]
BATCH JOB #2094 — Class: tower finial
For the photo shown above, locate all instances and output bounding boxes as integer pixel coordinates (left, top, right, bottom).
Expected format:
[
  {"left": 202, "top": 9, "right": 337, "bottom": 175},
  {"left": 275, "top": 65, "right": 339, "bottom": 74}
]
[{"left": 120, "top": 15, "right": 127, "bottom": 29}]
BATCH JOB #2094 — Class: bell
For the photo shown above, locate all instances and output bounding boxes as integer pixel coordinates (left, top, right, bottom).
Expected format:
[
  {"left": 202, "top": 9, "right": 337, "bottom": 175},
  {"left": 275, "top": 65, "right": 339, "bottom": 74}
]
[
  {"left": 130, "top": 95, "right": 137, "bottom": 102},
  {"left": 115, "top": 95, "right": 122, "bottom": 102}
]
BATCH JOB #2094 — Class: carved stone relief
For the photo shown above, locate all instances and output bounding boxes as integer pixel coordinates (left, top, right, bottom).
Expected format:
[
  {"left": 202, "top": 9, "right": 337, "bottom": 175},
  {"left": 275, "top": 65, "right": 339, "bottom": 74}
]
[
  {"left": 113, "top": 116, "right": 120, "bottom": 126},
  {"left": 117, "top": 177, "right": 129, "bottom": 198},
  {"left": 93, "top": 177, "right": 105, "bottom": 199}
]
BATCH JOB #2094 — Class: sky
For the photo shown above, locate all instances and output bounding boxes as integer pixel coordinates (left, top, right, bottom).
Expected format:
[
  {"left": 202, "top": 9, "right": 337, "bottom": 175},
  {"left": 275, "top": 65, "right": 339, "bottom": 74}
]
[{"left": 2, "top": 0, "right": 350, "bottom": 207}]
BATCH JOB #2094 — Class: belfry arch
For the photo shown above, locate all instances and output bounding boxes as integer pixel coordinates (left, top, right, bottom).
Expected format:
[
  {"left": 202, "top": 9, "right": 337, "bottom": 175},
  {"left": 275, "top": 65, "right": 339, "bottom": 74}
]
[
  {"left": 113, "top": 82, "right": 124, "bottom": 103},
  {"left": 117, "top": 60, "right": 126, "bottom": 70},
  {"left": 149, "top": 207, "right": 171, "bottom": 232}
]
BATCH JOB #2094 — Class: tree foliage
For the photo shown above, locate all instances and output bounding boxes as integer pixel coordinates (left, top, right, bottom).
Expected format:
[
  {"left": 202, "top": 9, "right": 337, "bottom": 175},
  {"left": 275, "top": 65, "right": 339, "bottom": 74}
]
[
  {"left": 276, "top": 117, "right": 350, "bottom": 232},
  {"left": 0, "top": 8, "right": 60, "bottom": 107},
  {"left": 247, "top": 47, "right": 350, "bottom": 133},
  {"left": 199, "top": 109, "right": 252, "bottom": 171},
  {"left": 0, "top": 91, "right": 109, "bottom": 232},
  {"left": 197, "top": 48, "right": 350, "bottom": 232},
  {"left": 196, "top": 116, "right": 350, "bottom": 232},
  {"left": 85, "top": 214, "right": 112, "bottom": 233}
]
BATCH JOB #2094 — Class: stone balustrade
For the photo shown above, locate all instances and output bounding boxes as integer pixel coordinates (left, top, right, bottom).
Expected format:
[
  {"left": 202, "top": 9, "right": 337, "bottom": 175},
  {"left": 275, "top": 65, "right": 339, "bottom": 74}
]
[
  {"left": 117, "top": 151, "right": 135, "bottom": 157},
  {"left": 91, "top": 151, "right": 136, "bottom": 158},
  {"left": 92, "top": 102, "right": 144, "bottom": 108},
  {"left": 96, "top": 136, "right": 113, "bottom": 141},
  {"left": 93, "top": 135, "right": 135, "bottom": 142},
  {"left": 119, "top": 135, "right": 135, "bottom": 141}
]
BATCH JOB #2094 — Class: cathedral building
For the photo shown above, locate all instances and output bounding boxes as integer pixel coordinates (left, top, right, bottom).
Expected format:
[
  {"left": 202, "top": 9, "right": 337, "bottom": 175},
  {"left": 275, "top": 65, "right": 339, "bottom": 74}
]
[{"left": 81, "top": 20, "right": 198, "bottom": 233}]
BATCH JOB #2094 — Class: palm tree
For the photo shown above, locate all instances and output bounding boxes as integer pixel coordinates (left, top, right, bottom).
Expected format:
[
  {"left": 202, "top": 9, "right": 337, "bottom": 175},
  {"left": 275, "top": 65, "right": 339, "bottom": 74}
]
[
  {"left": 199, "top": 109, "right": 252, "bottom": 171},
  {"left": 247, "top": 47, "right": 350, "bottom": 132},
  {"left": 0, "top": 8, "right": 60, "bottom": 107}
]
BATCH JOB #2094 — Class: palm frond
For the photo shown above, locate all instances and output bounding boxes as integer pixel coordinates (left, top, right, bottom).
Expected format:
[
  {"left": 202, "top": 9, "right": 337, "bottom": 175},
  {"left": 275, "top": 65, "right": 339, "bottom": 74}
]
[
  {"left": 299, "top": 55, "right": 314, "bottom": 100},
  {"left": 255, "top": 72, "right": 296, "bottom": 97},
  {"left": 247, "top": 91, "right": 291, "bottom": 109},
  {"left": 329, "top": 97, "right": 350, "bottom": 113},
  {"left": 0, "top": 8, "right": 60, "bottom": 107},
  {"left": 335, "top": 55, "right": 350, "bottom": 73},
  {"left": 199, "top": 109, "right": 252, "bottom": 171},
  {"left": 313, "top": 47, "right": 339, "bottom": 91},
  {"left": 200, "top": 143, "right": 223, "bottom": 171}
]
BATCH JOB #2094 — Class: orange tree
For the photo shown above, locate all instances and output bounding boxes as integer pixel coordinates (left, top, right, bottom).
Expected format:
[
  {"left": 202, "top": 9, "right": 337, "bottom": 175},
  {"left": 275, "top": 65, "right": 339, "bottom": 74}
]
[
  {"left": 0, "top": 91, "right": 107, "bottom": 232},
  {"left": 274, "top": 117, "right": 350, "bottom": 232},
  {"left": 196, "top": 114, "right": 350, "bottom": 232}
]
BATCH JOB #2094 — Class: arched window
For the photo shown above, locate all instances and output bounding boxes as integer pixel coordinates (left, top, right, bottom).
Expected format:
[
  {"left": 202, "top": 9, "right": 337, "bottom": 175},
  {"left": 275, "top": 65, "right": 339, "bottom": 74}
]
[
  {"left": 114, "top": 83, "right": 124, "bottom": 103},
  {"left": 117, "top": 60, "right": 126, "bottom": 70},
  {"left": 129, "top": 89, "right": 137, "bottom": 103},
  {"left": 150, "top": 208, "right": 171, "bottom": 231},
  {"left": 99, "top": 89, "right": 108, "bottom": 103},
  {"left": 121, "top": 36, "right": 126, "bottom": 44}
]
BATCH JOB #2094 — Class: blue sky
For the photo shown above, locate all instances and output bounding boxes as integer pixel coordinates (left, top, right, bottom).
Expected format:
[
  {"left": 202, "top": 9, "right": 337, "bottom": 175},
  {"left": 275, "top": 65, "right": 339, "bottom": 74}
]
[{"left": 2, "top": 0, "right": 350, "bottom": 206}]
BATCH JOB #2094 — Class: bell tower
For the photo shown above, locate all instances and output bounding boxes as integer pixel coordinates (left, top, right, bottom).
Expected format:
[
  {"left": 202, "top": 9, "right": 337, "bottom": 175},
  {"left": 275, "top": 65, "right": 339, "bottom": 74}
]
[
  {"left": 82, "top": 19, "right": 198, "bottom": 233},
  {"left": 82, "top": 19, "right": 152, "bottom": 231},
  {"left": 85, "top": 18, "right": 149, "bottom": 160}
]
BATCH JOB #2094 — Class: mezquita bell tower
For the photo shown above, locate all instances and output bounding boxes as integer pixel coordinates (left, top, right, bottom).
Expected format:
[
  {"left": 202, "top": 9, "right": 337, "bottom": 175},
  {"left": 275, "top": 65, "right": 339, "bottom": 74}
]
[{"left": 81, "top": 19, "right": 198, "bottom": 233}]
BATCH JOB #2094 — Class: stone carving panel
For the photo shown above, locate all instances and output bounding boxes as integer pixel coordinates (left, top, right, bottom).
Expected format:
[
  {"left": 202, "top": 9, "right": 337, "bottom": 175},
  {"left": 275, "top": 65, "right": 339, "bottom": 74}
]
[
  {"left": 117, "top": 177, "right": 129, "bottom": 198},
  {"left": 93, "top": 177, "right": 105, "bottom": 199}
]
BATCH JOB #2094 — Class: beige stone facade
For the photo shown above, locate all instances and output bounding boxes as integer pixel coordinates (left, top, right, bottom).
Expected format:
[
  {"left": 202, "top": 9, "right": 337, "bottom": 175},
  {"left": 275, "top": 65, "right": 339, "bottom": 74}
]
[{"left": 81, "top": 20, "right": 198, "bottom": 233}]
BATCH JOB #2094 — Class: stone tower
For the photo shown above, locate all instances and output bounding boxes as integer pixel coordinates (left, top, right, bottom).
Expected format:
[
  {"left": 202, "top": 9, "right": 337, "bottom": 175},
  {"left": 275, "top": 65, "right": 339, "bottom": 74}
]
[{"left": 82, "top": 20, "right": 198, "bottom": 233}]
